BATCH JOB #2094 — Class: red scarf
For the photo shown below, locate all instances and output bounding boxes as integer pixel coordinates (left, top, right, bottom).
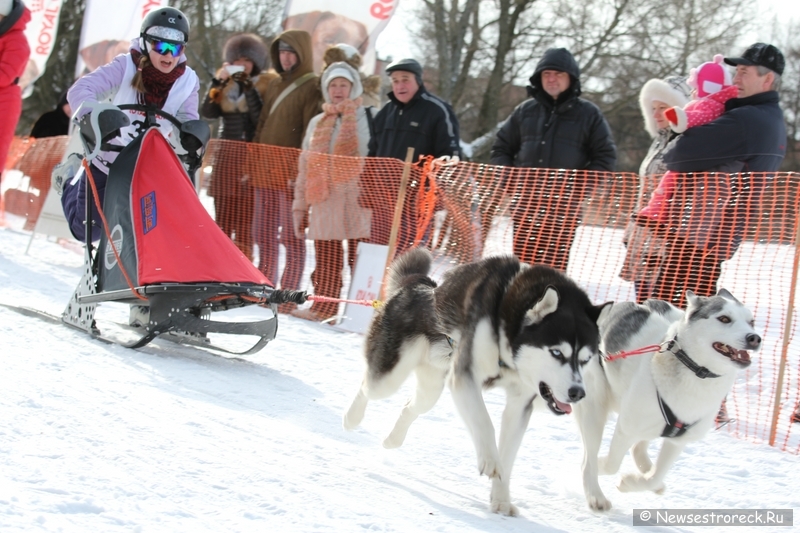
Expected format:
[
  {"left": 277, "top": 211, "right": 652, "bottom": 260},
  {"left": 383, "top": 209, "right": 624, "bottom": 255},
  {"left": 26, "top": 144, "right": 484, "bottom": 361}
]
[{"left": 130, "top": 49, "right": 187, "bottom": 108}]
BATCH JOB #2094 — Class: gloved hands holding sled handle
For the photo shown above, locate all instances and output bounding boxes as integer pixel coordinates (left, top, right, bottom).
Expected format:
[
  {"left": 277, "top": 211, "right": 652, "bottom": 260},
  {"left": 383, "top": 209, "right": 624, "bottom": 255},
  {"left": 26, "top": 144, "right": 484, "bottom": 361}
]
[{"left": 292, "top": 209, "right": 308, "bottom": 240}]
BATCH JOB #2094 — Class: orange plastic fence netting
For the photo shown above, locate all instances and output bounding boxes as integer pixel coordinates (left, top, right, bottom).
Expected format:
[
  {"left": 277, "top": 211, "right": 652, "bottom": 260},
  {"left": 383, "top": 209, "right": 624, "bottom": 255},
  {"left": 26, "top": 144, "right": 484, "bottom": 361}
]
[
  {"left": 2, "top": 136, "right": 69, "bottom": 228},
  {"left": 6, "top": 135, "right": 800, "bottom": 453}
]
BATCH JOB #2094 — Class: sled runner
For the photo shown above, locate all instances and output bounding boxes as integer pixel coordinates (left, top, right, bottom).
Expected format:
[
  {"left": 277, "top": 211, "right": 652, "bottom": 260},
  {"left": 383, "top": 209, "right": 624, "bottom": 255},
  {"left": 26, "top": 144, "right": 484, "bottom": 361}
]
[{"left": 60, "top": 102, "right": 298, "bottom": 355}]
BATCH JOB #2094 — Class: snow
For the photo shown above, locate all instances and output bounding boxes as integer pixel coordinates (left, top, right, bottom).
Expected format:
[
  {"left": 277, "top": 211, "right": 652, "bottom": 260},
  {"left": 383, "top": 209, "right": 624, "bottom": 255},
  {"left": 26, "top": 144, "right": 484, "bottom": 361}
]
[{"left": 1, "top": 221, "right": 799, "bottom": 533}]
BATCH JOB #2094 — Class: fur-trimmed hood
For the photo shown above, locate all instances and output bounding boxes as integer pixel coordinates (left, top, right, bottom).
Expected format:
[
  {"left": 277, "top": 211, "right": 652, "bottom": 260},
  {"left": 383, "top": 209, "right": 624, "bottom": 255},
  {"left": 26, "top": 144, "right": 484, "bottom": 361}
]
[
  {"left": 223, "top": 33, "right": 269, "bottom": 76},
  {"left": 639, "top": 76, "right": 691, "bottom": 137},
  {"left": 270, "top": 29, "right": 314, "bottom": 79}
]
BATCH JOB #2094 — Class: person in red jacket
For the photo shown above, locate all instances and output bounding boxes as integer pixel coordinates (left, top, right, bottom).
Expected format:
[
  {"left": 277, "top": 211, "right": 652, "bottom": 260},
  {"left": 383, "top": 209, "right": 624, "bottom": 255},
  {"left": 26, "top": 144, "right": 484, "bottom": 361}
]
[{"left": 0, "top": 0, "right": 31, "bottom": 224}]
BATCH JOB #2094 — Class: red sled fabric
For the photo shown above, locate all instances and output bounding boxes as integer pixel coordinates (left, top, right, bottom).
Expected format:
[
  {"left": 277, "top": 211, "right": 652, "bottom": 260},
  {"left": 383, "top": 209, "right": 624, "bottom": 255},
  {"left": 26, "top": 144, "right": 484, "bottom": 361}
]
[{"left": 131, "top": 130, "right": 271, "bottom": 286}]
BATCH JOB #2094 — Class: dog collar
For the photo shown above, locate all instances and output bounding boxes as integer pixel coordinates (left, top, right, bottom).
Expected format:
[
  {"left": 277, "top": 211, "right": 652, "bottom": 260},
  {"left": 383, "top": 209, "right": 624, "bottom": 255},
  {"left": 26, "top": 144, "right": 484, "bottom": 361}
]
[
  {"left": 657, "top": 391, "right": 695, "bottom": 438},
  {"left": 664, "top": 337, "right": 720, "bottom": 379}
]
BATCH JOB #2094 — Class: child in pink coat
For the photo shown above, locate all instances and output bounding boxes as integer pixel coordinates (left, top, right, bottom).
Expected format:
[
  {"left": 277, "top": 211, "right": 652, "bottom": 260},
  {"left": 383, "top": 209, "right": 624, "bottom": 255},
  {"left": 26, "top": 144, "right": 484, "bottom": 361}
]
[{"left": 637, "top": 55, "right": 739, "bottom": 223}]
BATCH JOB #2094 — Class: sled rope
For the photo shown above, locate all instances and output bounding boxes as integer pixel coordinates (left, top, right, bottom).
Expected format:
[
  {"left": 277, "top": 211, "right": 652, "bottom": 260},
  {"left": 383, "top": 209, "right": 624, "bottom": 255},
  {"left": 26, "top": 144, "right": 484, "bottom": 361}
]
[
  {"left": 82, "top": 159, "right": 147, "bottom": 302},
  {"left": 307, "top": 294, "right": 382, "bottom": 308},
  {"left": 604, "top": 343, "right": 662, "bottom": 362}
]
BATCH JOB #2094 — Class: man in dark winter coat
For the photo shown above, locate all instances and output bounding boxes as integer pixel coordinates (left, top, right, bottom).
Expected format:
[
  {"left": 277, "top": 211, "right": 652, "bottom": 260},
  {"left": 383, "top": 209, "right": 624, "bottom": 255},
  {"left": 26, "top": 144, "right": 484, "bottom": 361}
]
[
  {"left": 490, "top": 47, "right": 616, "bottom": 271},
  {"left": 30, "top": 91, "right": 71, "bottom": 138},
  {"left": 652, "top": 42, "right": 787, "bottom": 307},
  {"left": 367, "top": 57, "right": 461, "bottom": 251}
]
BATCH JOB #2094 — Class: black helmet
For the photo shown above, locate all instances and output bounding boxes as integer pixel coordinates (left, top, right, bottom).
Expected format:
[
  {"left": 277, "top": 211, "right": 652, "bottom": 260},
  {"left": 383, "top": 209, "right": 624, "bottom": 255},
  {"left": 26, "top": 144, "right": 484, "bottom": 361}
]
[{"left": 140, "top": 7, "right": 190, "bottom": 44}]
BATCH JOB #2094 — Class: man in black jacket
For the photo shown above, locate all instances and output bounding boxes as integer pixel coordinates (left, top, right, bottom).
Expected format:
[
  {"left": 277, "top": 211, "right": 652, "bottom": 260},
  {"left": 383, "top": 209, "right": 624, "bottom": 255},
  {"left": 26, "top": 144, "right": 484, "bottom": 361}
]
[
  {"left": 367, "top": 58, "right": 461, "bottom": 250},
  {"left": 653, "top": 43, "right": 786, "bottom": 307},
  {"left": 490, "top": 48, "right": 616, "bottom": 271}
]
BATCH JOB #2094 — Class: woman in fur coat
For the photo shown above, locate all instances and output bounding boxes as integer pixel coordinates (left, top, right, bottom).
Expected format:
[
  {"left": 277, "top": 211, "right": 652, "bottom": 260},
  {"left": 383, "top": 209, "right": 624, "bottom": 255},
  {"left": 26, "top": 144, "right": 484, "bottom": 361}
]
[
  {"left": 291, "top": 61, "right": 374, "bottom": 321},
  {"left": 618, "top": 76, "right": 691, "bottom": 302},
  {"left": 201, "top": 33, "right": 277, "bottom": 259}
]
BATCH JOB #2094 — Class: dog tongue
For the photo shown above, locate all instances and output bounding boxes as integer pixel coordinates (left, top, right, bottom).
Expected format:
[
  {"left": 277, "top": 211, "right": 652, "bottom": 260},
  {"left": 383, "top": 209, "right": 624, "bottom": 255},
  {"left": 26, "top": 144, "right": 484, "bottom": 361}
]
[{"left": 555, "top": 398, "right": 572, "bottom": 414}]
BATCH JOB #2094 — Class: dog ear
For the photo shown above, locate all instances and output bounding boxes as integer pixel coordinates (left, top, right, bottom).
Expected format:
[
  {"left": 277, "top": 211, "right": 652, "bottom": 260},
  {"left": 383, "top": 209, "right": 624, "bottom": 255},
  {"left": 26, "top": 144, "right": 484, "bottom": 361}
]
[
  {"left": 523, "top": 286, "right": 559, "bottom": 326},
  {"left": 716, "top": 288, "right": 740, "bottom": 303},
  {"left": 587, "top": 301, "right": 613, "bottom": 326},
  {"left": 685, "top": 290, "right": 700, "bottom": 309}
]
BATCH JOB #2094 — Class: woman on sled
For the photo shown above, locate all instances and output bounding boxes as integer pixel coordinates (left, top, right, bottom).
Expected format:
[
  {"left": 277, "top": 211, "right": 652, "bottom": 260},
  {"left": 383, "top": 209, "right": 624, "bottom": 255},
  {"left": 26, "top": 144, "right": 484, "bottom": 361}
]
[{"left": 61, "top": 7, "right": 199, "bottom": 242}]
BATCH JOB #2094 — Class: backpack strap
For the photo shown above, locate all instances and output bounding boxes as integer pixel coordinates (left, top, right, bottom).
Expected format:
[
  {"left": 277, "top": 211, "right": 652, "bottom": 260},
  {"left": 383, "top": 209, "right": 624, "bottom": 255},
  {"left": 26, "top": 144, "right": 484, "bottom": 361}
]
[
  {"left": 269, "top": 72, "right": 316, "bottom": 115},
  {"left": 365, "top": 106, "right": 376, "bottom": 139}
]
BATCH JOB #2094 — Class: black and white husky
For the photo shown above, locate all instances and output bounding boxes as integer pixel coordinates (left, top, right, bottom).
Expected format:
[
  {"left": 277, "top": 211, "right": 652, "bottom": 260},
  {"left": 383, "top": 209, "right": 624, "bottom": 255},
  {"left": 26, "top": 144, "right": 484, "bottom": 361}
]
[
  {"left": 343, "top": 248, "right": 612, "bottom": 515},
  {"left": 574, "top": 290, "right": 761, "bottom": 511}
]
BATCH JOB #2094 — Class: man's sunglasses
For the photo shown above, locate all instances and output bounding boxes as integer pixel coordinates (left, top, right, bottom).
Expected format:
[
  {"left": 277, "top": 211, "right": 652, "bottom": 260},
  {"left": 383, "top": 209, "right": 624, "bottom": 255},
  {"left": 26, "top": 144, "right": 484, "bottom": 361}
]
[{"left": 147, "top": 38, "right": 184, "bottom": 57}]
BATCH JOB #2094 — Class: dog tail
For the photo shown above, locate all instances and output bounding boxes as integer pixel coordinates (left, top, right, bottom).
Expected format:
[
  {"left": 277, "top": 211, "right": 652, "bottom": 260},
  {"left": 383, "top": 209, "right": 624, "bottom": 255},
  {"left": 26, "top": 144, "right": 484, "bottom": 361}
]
[{"left": 386, "top": 247, "right": 433, "bottom": 298}]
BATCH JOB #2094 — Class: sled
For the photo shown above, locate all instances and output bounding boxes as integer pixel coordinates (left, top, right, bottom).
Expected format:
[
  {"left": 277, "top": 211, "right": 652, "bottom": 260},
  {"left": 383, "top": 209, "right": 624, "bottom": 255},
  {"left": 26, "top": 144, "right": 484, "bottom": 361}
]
[{"left": 60, "top": 102, "right": 298, "bottom": 355}]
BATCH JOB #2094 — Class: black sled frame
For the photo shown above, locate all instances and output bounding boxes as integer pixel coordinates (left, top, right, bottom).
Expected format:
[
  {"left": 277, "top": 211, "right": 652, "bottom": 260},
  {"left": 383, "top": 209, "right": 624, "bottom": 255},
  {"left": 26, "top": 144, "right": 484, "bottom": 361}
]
[{"left": 61, "top": 102, "right": 289, "bottom": 355}]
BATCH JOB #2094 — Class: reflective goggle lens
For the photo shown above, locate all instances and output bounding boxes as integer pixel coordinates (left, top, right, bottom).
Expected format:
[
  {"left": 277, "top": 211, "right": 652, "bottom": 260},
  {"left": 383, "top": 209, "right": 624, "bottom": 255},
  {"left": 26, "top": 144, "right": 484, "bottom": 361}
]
[{"left": 149, "top": 39, "right": 183, "bottom": 57}]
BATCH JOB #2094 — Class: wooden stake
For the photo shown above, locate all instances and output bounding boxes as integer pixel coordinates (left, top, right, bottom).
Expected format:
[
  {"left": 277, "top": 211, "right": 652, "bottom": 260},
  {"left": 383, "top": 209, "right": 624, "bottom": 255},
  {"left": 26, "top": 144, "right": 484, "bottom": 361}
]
[{"left": 381, "top": 147, "right": 415, "bottom": 299}]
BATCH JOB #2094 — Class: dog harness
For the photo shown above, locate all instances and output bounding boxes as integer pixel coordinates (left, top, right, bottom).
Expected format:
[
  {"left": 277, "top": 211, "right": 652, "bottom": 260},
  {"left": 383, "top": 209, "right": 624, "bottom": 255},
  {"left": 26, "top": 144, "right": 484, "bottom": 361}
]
[
  {"left": 657, "top": 337, "right": 720, "bottom": 438},
  {"left": 658, "top": 392, "right": 695, "bottom": 438}
]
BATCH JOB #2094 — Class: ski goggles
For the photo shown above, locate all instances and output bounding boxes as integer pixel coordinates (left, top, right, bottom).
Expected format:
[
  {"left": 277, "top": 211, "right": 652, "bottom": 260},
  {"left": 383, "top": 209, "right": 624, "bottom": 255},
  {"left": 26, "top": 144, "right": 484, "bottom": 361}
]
[{"left": 147, "top": 38, "right": 184, "bottom": 57}]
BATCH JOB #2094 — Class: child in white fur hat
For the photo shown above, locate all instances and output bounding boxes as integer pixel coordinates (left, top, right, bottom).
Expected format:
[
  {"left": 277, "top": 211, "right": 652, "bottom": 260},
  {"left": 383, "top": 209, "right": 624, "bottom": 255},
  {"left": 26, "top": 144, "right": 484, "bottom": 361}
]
[{"left": 637, "top": 55, "right": 738, "bottom": 223}]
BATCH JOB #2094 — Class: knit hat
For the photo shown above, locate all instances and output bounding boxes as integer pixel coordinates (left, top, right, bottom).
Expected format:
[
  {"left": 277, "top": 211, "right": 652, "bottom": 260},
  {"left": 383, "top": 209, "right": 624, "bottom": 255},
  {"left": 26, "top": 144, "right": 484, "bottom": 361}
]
[
  {"left": 321, "top": 61, "right": 363, "bottom": 102},
  {"left": 688, "top": 55, "right": 732, "bottom": 98},
  {"left": 725, "top": 43, "right": 785, "bottom": 76},
  {"left": 277, "top": 40, "right": 296, "bottom": 53},
  {"left": 0, "top": 0, "right": 12, "bottom": 17},
  {"left": 639, "top": 76, "right": 692, "bottom": 137},
  {"left": 223, "top": 33, "right": 268, "bottom": 76}
]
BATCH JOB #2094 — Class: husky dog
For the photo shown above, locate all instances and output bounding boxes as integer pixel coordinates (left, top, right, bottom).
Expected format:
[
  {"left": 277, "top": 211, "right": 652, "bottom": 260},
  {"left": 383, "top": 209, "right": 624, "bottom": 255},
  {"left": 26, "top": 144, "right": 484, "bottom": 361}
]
[
  {"left": 343, "top": 248, "right": 612, "bottom": 515},
  {"left": 574, "top": 290, "right": 761, "bottom": 511}
]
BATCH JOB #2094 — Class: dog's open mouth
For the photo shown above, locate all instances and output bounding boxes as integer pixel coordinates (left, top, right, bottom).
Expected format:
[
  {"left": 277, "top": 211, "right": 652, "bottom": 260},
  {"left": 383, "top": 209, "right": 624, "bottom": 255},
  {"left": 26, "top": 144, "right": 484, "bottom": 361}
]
[
  {"left": 539, "top": 382, "right": 572, "bottom": 415},
  {"left": 712, "top": 342, "right": 752, "bottom": 368}
]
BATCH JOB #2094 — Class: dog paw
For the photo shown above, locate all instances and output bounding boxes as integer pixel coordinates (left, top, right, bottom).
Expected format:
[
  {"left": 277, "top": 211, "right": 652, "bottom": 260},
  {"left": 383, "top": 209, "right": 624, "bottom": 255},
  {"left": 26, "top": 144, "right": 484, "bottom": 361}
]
[
  {"left": 597, "top": 455, "right": 616, "bottom": 476},
  {"left": 491, "top": 500, "right": 519, "bottom": 516},
  {"left": 342, "top": 410, "right": 362, "bottom": 431},
  {"left": 382, "top": 432, "right": 405, "bottom": 449},
  {"left": 653, "top": 482, "right": 666, "bottom": 494},
  {"left": 618, "top": 473, "right": 646, "bottom": 492},
  {"left": 587, "top": 494, "right": 612, "bottom": 512},
  {"left": 342, "top": 393, "right": 367, "bottom": 430}
]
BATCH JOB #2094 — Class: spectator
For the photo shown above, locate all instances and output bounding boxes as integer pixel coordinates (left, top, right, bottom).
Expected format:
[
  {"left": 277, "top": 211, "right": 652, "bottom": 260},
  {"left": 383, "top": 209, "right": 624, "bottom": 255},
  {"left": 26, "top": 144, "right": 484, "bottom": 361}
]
[
  {"left": 251, "top": 30, "right": 322, "bottom": 313},
  {"left": 0, "top": 0, "right": 31, "bottom": 225},
  {"left": 61, "top": 6, "right": 199, "bottom": 241},
  {"left": 30, "top": 91, "right": 71, "bottom": 138},
  {"left": 619, "top": 76, "right": 691, "bottom": 302},
  {"left": 367, "top": 57, "right": 461, "bottom": 251},
  {"left": 201, "top": 33, "right": 276, "bottom": 260},
  {"left": 652, "top": 43, "right": 787, "bottom": 307},
  {"left": 320, "top": 43, "right": 381, "bottom": 109},
  {"left": 291, "top": 61, "right": 374, "bottom": 322},
  {"left": 491, "top": 47, "right": 616, "bottom": 272},
  {"left": 637, "top": 55, "right": 738, "bottom": 224}
]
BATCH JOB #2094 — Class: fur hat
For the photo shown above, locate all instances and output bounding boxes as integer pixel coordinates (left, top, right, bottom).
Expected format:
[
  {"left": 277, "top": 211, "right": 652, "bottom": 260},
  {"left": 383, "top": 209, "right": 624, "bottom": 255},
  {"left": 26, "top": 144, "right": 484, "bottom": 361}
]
[
  {"left": 0, "top": 0, "right": 12, "bottom": 16},
  {"left": 224, "top": 33, "right": 269, "bottom": 76},
  {"left": 322, "top": 43, "right": 363, "bottom": 72},
  {"left": 688, "top": 55, "right": 732, "bottom": 98},
  {"left": 639, "top": 76, "right": 692, "bottom": 137}
]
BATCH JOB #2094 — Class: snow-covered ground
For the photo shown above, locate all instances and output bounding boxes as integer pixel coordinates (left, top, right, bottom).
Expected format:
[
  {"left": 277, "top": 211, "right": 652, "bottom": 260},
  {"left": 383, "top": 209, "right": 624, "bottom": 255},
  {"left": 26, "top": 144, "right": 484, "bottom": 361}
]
[{"left": 1, "top": 218, "right": 799, "bottom": 532}]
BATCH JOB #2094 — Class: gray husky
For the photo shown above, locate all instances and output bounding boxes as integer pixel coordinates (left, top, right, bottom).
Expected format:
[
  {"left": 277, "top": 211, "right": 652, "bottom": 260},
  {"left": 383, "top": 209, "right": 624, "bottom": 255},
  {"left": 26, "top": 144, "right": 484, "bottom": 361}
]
[
  {"left": 343, "top": 248, "right": 612, "bottom": 515},
  {"left": 574, "top": 290, "right": 761, "bottom": 511}
]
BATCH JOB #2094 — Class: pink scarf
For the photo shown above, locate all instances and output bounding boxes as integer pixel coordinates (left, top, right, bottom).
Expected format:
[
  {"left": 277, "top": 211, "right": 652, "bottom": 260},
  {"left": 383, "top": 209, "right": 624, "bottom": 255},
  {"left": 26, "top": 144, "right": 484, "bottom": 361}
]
[{"left": 305, "top": 98, "right": 362, "bottom": 205}]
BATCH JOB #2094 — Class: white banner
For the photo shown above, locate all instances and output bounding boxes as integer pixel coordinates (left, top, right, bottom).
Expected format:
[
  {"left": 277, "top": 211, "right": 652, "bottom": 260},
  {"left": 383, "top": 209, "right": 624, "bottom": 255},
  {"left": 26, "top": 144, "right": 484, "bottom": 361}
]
[
  {"left": 75, "top": 0, "right": 168, "bottom": 77},
  {"left": 21, "top": 0, "right": 64, "bottom": 97},
  {"left": 282, "top": 0, "right": 399, "bottom": 75}
]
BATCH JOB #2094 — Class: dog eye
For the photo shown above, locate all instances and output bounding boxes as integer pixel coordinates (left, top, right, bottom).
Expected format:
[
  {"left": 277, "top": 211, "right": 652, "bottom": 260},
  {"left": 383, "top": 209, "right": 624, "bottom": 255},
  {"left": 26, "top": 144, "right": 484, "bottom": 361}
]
[
  {"left": 749, "top": 319, "right": 755, "bottom": 327},
  {"left": 717, "top": 315, "right": 731, "bottom": 324},
  {"left": 550, "top": 349, "right": 563, "bottom": 359}
]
